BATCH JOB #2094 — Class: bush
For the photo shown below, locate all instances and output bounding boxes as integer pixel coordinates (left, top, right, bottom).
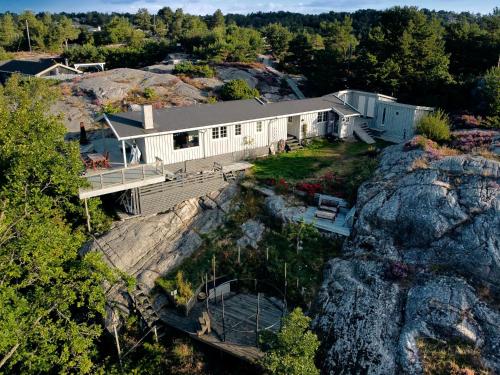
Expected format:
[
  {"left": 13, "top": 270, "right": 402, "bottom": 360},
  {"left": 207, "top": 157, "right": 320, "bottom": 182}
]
[
  {"left": 156, "top": 271, "right": 193, "bottom": 306},
  {"left": 219, "top": 79, "right": 260, "bottom": 101},
  {"left": 416, "top": 109, "right": 451, "bottom": 142},
  {"left": 173, "top": 61, "right": 215, "bottom": 78},
  {"left": 143, "top": 87, "right": 157, "bottom": 99}
]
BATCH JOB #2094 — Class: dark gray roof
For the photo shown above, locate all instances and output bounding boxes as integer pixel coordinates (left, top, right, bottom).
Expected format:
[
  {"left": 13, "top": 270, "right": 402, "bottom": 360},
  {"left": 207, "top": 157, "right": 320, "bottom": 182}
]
[
  {"left": 106, "top": 95, "right": 360, "bottom": 140},
  {"left": 0, "top": 59, "right": 57, "bottom": 75}
]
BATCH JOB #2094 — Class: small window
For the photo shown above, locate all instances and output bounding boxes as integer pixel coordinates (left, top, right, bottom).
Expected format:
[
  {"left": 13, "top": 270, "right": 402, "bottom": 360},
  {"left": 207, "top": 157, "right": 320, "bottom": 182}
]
[
  {"left": 174, "top": 131, "right": 200, "bottom": 150},
  {"left": 396, "top": 111, "right": 399, "bottom": 115},
  {"left": 212, "top": 127, "right": 219, "bottom": 139},
  {"left": 256, "top": 121, "right": 262, "bottom": 132},
  {"left": 235, "top": 124, "right": 242, "bottom": 136},
  {"left": 220, "top": 126, "right": 227, "bottom": 138},
  {"left": 382, "top": 108, "right": 386, "bottom": 125},
  {"left": 317, "top": 111, "right": 328, "bottom": 122},
  {"left": 288, "top": 117, "right": 293, "bottom": 123}
]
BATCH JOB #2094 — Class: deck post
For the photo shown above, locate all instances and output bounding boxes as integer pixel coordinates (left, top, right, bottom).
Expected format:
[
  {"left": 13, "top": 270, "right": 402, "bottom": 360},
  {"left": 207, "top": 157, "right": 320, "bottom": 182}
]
[
  {"left": 113, "top": 323, "right": 122, "bottom": 369},
  {"left": 221, "top": 292, "right": 226, "bottom": 342},
  {"left": 121, "top": 169, "right": 125, "bottom": 184},
  {"left": 284, "top": 262, "right": 287, "bottom": 307},
  {"left": 205, "top": 273, "right": 209, "bottom": 311},
  {"left": 84, "top": 198, "right": 91, "bottom": 233},
  {"left": 256, "top": 292, "right": 260, "bottom": 346},
  {"left": 212, "top": 255, "right": 216, "bottom": 305},
  {"left": 122, "top": 140, "right": 127, "bottom": 168}
]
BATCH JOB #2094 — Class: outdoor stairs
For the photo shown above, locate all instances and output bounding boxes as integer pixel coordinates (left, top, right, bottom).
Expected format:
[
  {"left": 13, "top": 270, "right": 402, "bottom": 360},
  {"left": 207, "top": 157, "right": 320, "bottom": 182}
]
[
  {"left": 224, "top": 170, "right": 237, "bottom": 182},
  {"left": 353, "top": 123, "right": 376, "bottom": 144},
  {"left": 286, "top": 135, "right": 303, "bottom": 151},
  {"left": 129, "top": 284, "right": 165, "bottom": 338}
]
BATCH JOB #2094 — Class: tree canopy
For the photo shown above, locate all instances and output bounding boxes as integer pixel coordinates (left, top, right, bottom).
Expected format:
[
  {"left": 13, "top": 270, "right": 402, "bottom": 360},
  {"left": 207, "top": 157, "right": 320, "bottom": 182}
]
[
  {"left": 0, "top": 76, "right": 114, "bottom": 373},
  {"left": 261, "top": 307, "right": 320, "bottom": 375}
]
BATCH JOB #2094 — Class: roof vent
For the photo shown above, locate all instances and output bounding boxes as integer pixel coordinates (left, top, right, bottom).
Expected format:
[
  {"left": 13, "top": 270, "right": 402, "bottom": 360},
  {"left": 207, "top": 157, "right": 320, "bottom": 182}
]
[{"left": 142, "top": 105, "right": 154, "bottom": 130}]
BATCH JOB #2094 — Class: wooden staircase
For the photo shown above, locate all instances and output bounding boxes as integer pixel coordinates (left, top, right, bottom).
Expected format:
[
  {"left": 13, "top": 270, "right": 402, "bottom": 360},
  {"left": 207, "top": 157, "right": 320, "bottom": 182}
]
[
  {"left": 129, "top": 284, "right": 165, "bottom": 338},
  {"left": 353, "top": 123, "right": 376, "bottom": 144},
  {"left": 286, "top": 135, "right": 303, "bottom": 151}
]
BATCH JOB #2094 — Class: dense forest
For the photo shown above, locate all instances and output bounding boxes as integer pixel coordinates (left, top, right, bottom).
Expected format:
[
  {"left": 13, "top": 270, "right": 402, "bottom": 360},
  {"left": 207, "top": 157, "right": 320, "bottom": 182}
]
[{"left": 0, "top": 7, "right": 498, "bottom": 119}]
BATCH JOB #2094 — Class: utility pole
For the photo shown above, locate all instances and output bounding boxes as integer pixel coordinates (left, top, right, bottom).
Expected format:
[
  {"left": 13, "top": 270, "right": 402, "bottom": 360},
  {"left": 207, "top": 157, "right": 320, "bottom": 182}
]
[{"left": 25, "top": 20, "right": 32, "bottom": 53}]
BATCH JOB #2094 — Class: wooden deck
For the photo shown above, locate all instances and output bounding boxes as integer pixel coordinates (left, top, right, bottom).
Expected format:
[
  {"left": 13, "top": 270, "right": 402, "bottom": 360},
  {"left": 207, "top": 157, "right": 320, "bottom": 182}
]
[
  {"left": 158, "top": 293, "right": 284, "bottom": 363},
  {"left": 79, "top": 164, "right": 169, "bottom": 199}
]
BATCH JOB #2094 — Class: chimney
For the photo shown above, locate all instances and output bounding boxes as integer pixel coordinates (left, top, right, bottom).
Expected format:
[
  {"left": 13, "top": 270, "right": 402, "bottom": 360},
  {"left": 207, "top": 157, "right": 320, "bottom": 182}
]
[{"left": 142, "top": 105, "right": 154, "bottom": 130}]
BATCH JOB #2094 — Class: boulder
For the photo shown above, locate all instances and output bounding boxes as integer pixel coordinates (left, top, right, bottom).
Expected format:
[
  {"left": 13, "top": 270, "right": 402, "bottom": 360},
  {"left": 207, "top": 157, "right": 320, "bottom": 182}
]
[
  {"left": 313, "top": 143, "right": 500, "bottom": 374},
  {"left": 236, "top": 219, "right": 266, "bottom": 249}
]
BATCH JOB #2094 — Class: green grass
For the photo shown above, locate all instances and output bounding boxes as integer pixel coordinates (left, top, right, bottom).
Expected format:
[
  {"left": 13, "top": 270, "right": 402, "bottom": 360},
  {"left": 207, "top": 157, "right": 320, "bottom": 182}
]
[{"left": 251, "top": 139, "right": 389, "bottom": 182}]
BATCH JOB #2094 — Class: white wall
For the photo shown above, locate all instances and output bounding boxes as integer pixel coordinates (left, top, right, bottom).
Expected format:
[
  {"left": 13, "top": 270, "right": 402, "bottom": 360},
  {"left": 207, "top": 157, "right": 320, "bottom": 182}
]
[
  {"left": 142, "top": 117, "right": 289, "bottom": 164},
  {"left": 300, "top": 112, "right": 328, "bottom": 138}
]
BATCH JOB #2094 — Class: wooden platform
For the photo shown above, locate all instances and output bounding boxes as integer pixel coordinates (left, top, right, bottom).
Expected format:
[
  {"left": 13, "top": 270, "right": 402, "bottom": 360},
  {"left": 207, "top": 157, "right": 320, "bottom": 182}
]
[
  {"left": 158, "top": 293, "right": 284, "bottom": 363},
  {"left": 293, "top": 206, "right": 352, "bottom": 236}
]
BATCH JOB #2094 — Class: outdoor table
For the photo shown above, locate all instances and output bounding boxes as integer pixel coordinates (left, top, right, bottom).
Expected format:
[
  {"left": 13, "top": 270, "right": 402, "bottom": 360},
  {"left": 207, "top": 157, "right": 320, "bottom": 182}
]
[{"left": 87, "top": 153, "right": 107, "bottom": 170}]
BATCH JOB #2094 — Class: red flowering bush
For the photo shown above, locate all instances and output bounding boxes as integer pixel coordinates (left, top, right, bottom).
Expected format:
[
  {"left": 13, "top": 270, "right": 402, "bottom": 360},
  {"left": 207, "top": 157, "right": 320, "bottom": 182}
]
[
  {"left": 296, "top": 182, "right": 322, "bottom": 197},
  {"left": 275, "top": 178, "right": 290, "bottom": 194}
]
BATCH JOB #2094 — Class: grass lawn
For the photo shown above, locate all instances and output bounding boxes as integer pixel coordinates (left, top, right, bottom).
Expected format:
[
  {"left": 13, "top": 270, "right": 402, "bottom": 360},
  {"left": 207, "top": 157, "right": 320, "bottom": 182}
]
[{"left": 251, "top": 139, "right": 390, "bottom": 182}]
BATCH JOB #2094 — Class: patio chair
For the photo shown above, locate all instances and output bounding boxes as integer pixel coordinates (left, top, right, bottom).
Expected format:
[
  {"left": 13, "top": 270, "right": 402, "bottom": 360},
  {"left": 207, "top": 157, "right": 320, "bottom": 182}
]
[
  {"left": 80, "top": 155, "right": 92, "bottom": 170},
  {"left": 315, "top": 210, "right": 336, "bottom": 221},
  {"left": 103, "top": 151, "right": 111, "bottom": 168}
]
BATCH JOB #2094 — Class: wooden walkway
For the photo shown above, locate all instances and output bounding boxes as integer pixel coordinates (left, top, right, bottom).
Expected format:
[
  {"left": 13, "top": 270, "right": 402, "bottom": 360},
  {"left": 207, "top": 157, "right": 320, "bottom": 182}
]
[{"left": 158, "top": 293, "right": 284, "bottom": 363}]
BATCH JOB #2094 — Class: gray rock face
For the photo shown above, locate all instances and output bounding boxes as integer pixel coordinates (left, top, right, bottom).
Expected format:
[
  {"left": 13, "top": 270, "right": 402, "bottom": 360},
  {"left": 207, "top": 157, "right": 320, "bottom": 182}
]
[
  {"left": 236, "top": 219, "right": 266, "bottom": 249},
  {"left": 91, "top": 185, "right": 239, "bottom": 290},
  {"left": 264, "top": 195, "right": 306, "bottom": 223},
  {"left": 313, "top": 144, "right": 500, "bottom": 374}
]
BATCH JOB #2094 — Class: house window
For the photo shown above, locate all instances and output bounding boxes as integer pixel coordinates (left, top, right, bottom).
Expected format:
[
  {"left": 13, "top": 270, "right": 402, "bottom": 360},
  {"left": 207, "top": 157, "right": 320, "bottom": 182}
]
[
  {"left": 382, "top": 108, "right": 386, "bottom": 125},
  {"left": 212, "top": 126, "right": 227, "bottom": 139},
  {"left": 173, "top": 131, "right": 200, "bottom": 149},
  {"left": 212, "top": 127, "right": 219, "bottom": 139},
  {"left": 288, "top": 117, "right": 293, "bottom": 123},
  {"left": 317, "top": 111, "right": 328, "bottom": 122},
  {"left": 256, "top": 121, "right": 263, "bottom": 132},
  {"left": 235, "top": 124, "right": 242, "bottom": 136}
]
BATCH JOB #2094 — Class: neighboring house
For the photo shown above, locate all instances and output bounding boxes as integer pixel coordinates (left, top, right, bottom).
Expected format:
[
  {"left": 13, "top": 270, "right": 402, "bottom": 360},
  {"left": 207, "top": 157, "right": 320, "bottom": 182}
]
[
  {"left": 164, "top": 53, "right": 192, "bottom": 65},
  {"left": 0, "top": 59, "right": 82, "bottom": 81},
  {"left": 335, "top": 90, "right": 433, "bottom": 143}
]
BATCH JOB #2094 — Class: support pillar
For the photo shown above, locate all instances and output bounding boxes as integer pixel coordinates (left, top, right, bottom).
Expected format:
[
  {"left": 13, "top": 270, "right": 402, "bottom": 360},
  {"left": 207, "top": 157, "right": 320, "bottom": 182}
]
[
  {"left": 84, "top": 198, "right": 91, "bottom": 233},
  {"left": 122, "top": 140, "right": 128, "bottom": 168}
]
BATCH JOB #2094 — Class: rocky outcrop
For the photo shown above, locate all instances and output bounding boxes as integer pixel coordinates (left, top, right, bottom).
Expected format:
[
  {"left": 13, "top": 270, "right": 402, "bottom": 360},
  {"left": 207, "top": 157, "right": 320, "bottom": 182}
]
[
  {"left": 89, "top": 185, "right": 239, "bottom": 290},
  {"left": 313, "top": 144, "right": 500, "bottom": 374},
  {"left": 236, "top": 219, "right": 266, "bottom": 249}
]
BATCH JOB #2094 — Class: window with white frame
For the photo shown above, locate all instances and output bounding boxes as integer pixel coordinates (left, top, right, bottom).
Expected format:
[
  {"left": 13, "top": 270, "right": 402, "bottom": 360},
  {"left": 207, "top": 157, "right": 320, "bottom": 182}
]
[
  {"left": 212, "top": 126, "right": 227, "bottom": 139},
  {"left": 212, "top": 127, "right": 219, "bottom": 139},
  {"left": 317, "top": 111, "right": 328, "bottom": 122},
  {"left": 235, "top": 124, "right": 242, "bottom": 136},
  {"left": 288, "top": 117, "right": 293, "bottom": 123},
  {"left": 256, "top": 121, "right": 262, "bottom": 132}
]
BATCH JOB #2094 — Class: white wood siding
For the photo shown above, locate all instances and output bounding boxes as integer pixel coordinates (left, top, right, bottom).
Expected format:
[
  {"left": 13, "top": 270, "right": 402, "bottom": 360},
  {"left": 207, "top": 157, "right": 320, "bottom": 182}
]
[
  {"left": 144, "top": 133, "right": 203, "bottom": 164},
  {"left": 301, "top": 112, "right": 327, "bottom": 138}
]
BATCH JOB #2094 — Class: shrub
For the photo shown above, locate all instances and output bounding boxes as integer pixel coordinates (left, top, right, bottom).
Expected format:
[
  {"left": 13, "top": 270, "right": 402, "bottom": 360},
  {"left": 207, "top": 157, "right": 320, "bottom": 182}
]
[
  {"left": 156, "top": 271, "right": 193, "bottom": 306},
  {"left": 173, "top": 61, "right": 215, "bottom": 78},
  {"left": 260, "top": 307, "right": 320, "bottom": 375},
  {"left": 416, "top": 109, "right": 451, "bottom": 142},
  {"left": 143, "top": 87, "right": 157, "bottom": 100},
  {"left": 275, "top": 178, "right": 290, "bottom": 194},
  {"left": 219, "top": 79, "right": 260, "bottom": 101},
  {"left": 296, "top": 182, "right": 322, "bottom": 197}
]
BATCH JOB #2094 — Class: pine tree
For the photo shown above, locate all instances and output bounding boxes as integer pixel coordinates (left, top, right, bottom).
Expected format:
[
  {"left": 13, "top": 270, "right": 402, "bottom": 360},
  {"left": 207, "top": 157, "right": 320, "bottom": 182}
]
[{"left": 0, "top": 13, "right": 20, "bottom": 49}]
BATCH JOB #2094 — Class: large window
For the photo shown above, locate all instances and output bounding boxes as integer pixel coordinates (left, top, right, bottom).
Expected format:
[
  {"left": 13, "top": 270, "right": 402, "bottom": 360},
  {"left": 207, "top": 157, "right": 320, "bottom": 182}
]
[
  {"left": 256, "top": 121, "right": 262, "bottom": 132},
  {"left": 212, "top": 126, "right": 227, "bottom": 139},
  {"left": 173, "top": 130, "right": 199, "bottom": 150},
  {"left": 235, "top": 124, "right": 242, "bottom": 136},
  {"left": 317, "top": 111, "right": 328, "bottom": 122}
]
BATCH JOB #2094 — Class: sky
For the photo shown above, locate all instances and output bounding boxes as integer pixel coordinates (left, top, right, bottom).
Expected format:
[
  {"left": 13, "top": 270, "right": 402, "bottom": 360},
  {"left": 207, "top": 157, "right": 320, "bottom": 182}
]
[{"left": 0, "top": 0, "right": 497, "bottom": 15}]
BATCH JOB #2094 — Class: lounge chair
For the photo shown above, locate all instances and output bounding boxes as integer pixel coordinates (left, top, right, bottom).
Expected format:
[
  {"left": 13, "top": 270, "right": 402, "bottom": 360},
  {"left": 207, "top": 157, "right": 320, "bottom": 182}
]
[{"left": 315, "top": 210, "right": 336, "bottom": 221}]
